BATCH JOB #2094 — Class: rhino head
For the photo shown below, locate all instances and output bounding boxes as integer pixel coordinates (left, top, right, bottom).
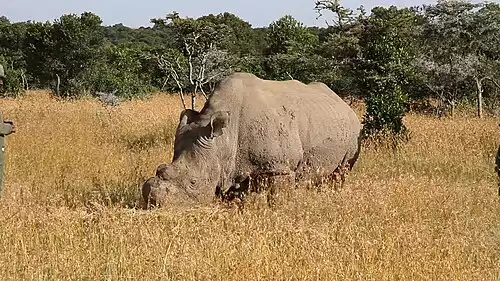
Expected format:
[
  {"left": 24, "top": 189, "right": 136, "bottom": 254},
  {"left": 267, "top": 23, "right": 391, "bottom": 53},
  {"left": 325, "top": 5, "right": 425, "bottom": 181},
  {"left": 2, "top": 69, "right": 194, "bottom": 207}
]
[{"left": 142, "top": 109, "right": 231, "bottom": 207}]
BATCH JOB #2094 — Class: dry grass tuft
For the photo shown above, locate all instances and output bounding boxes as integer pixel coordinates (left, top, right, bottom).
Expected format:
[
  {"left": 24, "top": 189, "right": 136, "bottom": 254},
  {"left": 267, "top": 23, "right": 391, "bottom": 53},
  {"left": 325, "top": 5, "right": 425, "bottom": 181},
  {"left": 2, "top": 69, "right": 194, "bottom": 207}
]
[{"left": 0, "top": 91, "right": 499, "bottom": 279}]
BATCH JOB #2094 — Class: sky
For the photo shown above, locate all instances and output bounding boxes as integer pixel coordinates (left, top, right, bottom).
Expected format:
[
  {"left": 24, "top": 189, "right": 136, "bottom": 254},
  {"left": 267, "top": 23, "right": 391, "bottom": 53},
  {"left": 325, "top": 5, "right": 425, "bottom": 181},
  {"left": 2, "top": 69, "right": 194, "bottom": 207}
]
[{"left": 0, "top": 0, "right": 455, "bottom": 28}]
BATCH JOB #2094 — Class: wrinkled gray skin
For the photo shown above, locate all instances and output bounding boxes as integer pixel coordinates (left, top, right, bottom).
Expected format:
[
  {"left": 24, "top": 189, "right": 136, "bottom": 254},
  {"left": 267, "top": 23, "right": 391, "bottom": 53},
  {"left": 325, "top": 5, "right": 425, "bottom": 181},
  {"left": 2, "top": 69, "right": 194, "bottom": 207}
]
[{"left": 142, "top": 72, "right": 362, "bottom": 207}]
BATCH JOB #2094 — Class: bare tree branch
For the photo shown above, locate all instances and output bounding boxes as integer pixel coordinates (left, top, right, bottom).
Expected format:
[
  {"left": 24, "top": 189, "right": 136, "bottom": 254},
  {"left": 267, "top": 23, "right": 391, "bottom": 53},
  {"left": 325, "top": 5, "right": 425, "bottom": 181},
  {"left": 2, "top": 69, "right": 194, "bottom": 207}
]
[
  {"left": 157, "top": 53, "right": 187, "bottom": 109},
  {"left": 199, "top": 85, "right": 208, "bottom": 100},
  {"left": 481, "top": 76, "right": 500, "bottom": 90},
  {"left": 153, "top": 16, "right": 233, "bottom": 110}
]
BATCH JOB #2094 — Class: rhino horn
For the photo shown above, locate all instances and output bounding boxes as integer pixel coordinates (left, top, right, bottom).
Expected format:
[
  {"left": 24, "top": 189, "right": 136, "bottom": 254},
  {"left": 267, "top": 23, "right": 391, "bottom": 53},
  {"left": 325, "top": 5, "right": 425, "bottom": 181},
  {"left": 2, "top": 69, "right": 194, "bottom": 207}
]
[
  {"left": 155, "top": 164, "right": 179, "bottom": 181},
  {"left": 142, "top": 176, "right": 168, "bottom": 208}
]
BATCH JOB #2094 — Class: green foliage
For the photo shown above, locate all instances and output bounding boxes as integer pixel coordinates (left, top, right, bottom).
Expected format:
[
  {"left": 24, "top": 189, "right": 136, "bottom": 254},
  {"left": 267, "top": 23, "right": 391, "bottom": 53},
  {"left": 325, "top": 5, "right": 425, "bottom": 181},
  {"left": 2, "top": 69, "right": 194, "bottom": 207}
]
[
  {"left": 264, "top": 53, "right": 336, "bottom": 83},
  {"left": 82, "top": 44, "right": 157, "bottom": 98},
  {"left": 416, "top": 0, "right": 500, "bottom": 112},
  {"left": 0, "top": 18, "right": 27, "bottom": 78},
  {"left": 266, "top": 15, "right": 319, "bottom": 56},
  {"left": 314, "top": 0, "right": 361, "bottom": 29},
  {"left": 153, "top": 12, "right": 230, "bottom": 57},
  {"left": 0, "top": 0, "right": 498, "bottom": 117},
  {"left": 263, "top": 15, "right": 326, "bottom": 83},
  {"left": 362, "top": 79, "right": 410, "bottom": 140},
  {"left": 104, "top": 23, "right": 176, "bottom": 48},
  {"left": 357, "top": 6, "right": 419, "bottom": 141},
  {"left": 151, "top": 12, "right": 237, "bottom": 107},
  {"left": 234, "top": 55, "right": 266, "bottom": 78},
  {"left": 0, "top": 56, "right": 24, "bottom": 96},
  {"left": 23, "top": 12, "right": 105, "bottom": 96},
  {"left": 313, "top": 2, "right": 367, "bottom": 96},
  {"left": 198, "top": 12, "right": 260, "bottom": 55},
  {"left": 51, "top": 12, "right": 105, "bottom": 96},
  {"left": 23, "top": 21, "right": 54, "bottom": 87}
]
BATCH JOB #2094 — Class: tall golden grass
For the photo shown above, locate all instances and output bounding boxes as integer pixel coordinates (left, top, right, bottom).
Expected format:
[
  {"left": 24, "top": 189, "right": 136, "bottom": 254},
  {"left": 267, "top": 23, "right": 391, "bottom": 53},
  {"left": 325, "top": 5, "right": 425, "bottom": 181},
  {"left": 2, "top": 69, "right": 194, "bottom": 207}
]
[{"left": 0, "top": 91, "right": 499, "bottom": 280}]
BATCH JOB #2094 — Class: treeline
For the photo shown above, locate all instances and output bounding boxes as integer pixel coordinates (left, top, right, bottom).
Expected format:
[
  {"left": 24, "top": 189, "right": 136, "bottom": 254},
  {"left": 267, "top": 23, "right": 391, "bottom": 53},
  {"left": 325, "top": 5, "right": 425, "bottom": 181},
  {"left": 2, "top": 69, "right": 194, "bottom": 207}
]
[{"left": 1, "top": 1, "right": 499, "bottom": 121}]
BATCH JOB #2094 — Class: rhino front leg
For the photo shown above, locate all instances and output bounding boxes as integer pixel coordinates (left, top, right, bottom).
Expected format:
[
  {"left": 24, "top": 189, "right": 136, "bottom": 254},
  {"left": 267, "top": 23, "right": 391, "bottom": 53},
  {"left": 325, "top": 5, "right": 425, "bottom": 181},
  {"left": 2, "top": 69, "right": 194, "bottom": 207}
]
[
  {"left": 220, "top": 175, "right": 250, "bottom": 211},
  {"left": 222, "top": 174, "right": 250, "bottom": 201},
  {"left": 259, "top": 173, "right": 296, "bottom": 208}
]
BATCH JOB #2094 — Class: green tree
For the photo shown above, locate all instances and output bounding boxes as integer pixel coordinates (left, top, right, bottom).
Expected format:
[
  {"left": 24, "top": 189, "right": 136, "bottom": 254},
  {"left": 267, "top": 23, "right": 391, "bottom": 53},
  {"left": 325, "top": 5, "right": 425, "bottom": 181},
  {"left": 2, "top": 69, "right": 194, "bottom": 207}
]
[
  {"left": 315, "top": 1, "right": 419, "bottom": 141},
  {"left": 314, "top": 0, "right": 359, "bottom": 29},
  {"left": 358, "top": 6, "right": 421, "bottom": 141},
  {"left": 0, "top": 17, "right": 28, "bottom": 94},
  {"left": 198, "top": 12, "right": 259, "bottom": 56},
  {"left": 417, "top": 0, "right": 500, "bottom": 117},
  {"left": 263, "top": 15, "right": 323, "bottom": 82},
  {"left": 23, "top": 21, "right": 55, "bottom": 88},
  {"left": 24, "top": 12, "right": 105, "bottom": 96},
  {"left": 83, "top": 44, "right": 157, "bottom": 98},
  {"left": 314, "top": 2, "right": 366, "bottom": 96},
  {"left": 265, "top": 15, "right": 318, "bottom": 56},
  {"left": 51, "top": 12, "right": 105, "bottom": 95}
]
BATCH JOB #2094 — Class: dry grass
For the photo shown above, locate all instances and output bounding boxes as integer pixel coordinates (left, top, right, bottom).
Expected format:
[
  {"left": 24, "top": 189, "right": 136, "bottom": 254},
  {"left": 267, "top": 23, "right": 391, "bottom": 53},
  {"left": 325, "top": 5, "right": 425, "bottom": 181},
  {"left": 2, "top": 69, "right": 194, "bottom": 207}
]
[{"left": 0, "top": 91, "right": 499, "bottom": 280}]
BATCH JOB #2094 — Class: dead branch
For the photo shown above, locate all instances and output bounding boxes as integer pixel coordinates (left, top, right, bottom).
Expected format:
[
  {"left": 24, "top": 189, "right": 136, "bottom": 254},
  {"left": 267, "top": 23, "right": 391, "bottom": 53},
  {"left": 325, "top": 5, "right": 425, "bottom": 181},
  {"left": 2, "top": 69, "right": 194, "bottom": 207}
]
[
  {"left": 481, "top": 77, "right": 500, "bottom": 90},
  {"left": 157, "top": 54, "right": 187, "bottom": 109}
]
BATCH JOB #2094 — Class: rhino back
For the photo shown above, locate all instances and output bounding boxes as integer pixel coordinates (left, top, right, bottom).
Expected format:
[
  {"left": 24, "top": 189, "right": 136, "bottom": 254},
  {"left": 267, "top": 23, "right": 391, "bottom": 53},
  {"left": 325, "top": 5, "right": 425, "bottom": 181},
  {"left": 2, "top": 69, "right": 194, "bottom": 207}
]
[{"left": 201, "top": 73, "right": 361, "bottom": 180}]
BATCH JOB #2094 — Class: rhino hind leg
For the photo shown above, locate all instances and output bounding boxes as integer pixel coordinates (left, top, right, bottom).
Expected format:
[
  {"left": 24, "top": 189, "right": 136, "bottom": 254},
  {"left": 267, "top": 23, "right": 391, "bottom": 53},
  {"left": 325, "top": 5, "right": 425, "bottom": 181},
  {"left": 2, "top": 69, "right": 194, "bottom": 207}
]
[
  {"left": 346, "top": 135, "right": 361, "bottom": 171},
  {"left": 330, "top": 161, "right": 351, "bottom": 190},
  {"left": 296, "top": 143, "right": 360, "bottom": 191},
  {"left": 332, "top": 136, "right": 361, "bottom": 190},
  {"left": 222, "top": 172, "right": 295, "bottom": 208},
  {"left": 295, "top": 151, "right": 341, "bottom": 189}
]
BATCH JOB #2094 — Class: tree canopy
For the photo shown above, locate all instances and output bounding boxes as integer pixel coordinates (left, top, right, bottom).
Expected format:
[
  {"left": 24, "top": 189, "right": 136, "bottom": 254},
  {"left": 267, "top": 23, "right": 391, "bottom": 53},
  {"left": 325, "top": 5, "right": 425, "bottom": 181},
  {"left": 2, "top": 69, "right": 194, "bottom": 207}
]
[{"left": 0, "top": 1, "right": 498, "bottom": 121}]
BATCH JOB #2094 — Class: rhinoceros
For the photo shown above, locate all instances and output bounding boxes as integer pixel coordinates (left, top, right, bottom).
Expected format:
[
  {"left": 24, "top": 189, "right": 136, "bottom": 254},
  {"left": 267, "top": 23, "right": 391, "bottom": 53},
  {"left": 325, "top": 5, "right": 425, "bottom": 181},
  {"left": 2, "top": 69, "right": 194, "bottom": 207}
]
[{"left": 142, "top": 72, "right": 361, "bottom": 207}]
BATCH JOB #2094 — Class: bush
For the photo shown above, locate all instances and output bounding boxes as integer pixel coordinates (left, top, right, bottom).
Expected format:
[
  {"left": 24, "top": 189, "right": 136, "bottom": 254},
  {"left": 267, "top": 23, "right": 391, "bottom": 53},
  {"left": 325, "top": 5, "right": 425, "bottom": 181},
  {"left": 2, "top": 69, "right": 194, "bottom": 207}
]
[
  {"left": 78, "top": 45, "right": 158, "bottom": 98},
  {"left": 362, "top": 77, "right": 410, "bottom": 146},
  {"left": 0, "top": 58, "right": 24, "bottom": 96}
]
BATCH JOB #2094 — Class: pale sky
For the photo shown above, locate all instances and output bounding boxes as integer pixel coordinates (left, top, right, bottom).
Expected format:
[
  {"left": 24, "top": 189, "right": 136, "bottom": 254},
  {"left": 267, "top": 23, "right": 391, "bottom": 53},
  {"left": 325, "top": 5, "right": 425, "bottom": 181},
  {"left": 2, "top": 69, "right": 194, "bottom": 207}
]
[{"left": 0, "top": 0, "right": 488, "bottom": 27}]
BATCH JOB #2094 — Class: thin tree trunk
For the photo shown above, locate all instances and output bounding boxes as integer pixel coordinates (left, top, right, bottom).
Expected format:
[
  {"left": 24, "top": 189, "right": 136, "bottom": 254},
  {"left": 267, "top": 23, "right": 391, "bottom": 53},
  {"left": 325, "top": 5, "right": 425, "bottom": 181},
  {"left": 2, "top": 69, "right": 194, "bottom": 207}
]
[
  {"left": 476, "top": 76, "right": 483, "bottom": 118},
  {"left": 171, "top": 74, "right": 186, "bottom": 109},
  {"left": 161, "top": 77, "right": 169, "bottom": 91},
  {"left": 178, "top": 89, "right": 187, "bottom": 110},
  {"left": 20, "top": 70, "right": 26, "bottom": 90},
  {"left": 191, "top": 83, "right": 198, "bottom": 110},
  {"left": 191, "top": 93, "right": 196, "bottom": 110},
  {"left": 55, "top": 74, "right": 60, "bottom": 96},
  {"left": 199, "top": 84, "right": 208, "bottom": 101}
]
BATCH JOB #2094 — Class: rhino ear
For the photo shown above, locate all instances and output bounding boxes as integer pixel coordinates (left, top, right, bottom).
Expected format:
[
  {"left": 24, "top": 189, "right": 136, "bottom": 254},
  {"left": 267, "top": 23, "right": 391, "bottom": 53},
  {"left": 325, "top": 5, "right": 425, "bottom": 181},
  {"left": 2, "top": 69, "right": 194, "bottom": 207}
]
[
  {"left": 179, "top": 109, "right": 200, "bottom": 128},
  {"left": 210, "top": 111, "right": 230, "bottom": 138}
]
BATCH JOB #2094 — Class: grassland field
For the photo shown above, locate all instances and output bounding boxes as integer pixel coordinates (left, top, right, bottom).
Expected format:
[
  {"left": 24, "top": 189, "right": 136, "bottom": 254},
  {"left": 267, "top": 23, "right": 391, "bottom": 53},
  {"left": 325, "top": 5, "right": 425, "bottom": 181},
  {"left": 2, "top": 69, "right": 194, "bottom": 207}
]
[{"left": 0, "top": 91, "right": 499, "bottom": 280}]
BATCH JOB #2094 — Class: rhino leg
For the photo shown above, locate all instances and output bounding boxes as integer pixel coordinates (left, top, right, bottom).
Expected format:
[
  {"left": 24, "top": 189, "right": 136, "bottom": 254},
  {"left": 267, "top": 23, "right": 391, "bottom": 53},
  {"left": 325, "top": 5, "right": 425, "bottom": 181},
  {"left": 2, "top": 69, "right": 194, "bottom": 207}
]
[
  {"left": 222, "top": 174, "right": 251, "bottom": 200},
  {"left": 253, "top": 173, "right": 295, "bottom": 208},
  {"left": 297, "top": 142, "right": 360, "bottom": 191},
  {"left": 219, "top": 176, "right": 251, "bottom": 211},
  {"left": 223, "top": 172, "right": 296, "bottom": 208},
  {"left": 224, "top": 182, "right": 246, "bottom": 201},
  {"left": 295, "top": 145, "right": 346, "bottom": 188},
  {"left": 330, "top": 162, "right": 351, "bottom": 190}
]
